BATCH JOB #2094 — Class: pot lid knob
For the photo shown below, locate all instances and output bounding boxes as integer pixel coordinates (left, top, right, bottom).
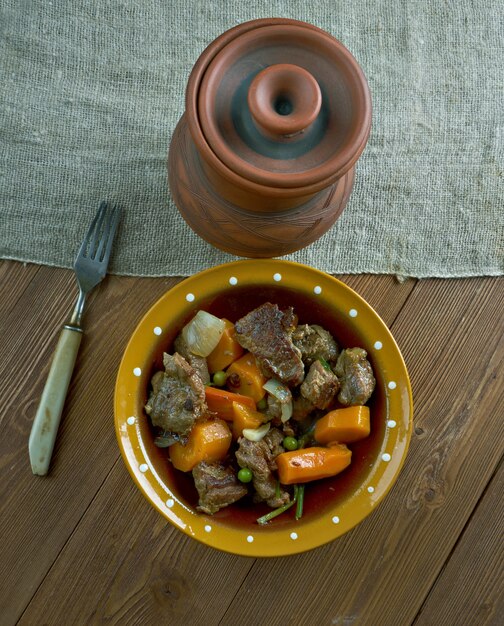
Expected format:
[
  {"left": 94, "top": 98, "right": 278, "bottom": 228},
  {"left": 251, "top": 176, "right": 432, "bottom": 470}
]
[{"left": 247, "top": 64, "right": 322, "bottom": 140}]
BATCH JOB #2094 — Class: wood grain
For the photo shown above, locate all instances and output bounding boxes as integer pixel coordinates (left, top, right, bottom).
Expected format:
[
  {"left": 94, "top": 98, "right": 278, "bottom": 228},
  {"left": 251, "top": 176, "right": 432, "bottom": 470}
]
[
  {"left": 339, "top": 273, "right": 416, "bottom": 325},
  {"left": 0, "top": 261, "right": 40, "bottom": 318},
  {"left": 0, "top": 265, "right": 180, "bottom": 624},
  {"left": 1, "top": 259, "right": 502, "bottom": 626},
  {"left": 218, "top": 277, "right": 504, "bottom": 626},
  {"left": 415, "top": 458, "right": 504, "bottom": 626},
  {"left": 17, "top": 457, "right": 255, "bottom": 626},
  {"left": 3, "top": 263, "right": 414, "bottom": 625}
]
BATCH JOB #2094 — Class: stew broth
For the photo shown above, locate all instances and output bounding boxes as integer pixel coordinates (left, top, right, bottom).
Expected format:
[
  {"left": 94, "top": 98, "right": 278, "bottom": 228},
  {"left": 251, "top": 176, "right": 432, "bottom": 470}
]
[{"left": 145, "top": 285, "right": 385, "bottom": 528}]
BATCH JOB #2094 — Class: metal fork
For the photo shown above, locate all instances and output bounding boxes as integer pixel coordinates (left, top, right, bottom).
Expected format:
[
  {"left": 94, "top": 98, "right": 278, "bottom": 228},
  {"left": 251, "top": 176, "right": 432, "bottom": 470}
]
[{"left": 29, "top": 201, "right": 121, "bottom": 476}]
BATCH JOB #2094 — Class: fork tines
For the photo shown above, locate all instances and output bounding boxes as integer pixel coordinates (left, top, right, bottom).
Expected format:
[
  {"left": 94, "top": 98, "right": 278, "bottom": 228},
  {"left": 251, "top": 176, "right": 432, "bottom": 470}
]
[{"left": 80, "top": 201, "right": 121, "bottom": 263}]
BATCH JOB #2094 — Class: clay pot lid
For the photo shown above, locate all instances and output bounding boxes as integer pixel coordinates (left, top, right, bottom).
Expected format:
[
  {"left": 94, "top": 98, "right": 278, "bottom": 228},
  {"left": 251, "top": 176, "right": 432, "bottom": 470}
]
[{"left": 187, "top": 19, "right": 371, "bottom": 193}]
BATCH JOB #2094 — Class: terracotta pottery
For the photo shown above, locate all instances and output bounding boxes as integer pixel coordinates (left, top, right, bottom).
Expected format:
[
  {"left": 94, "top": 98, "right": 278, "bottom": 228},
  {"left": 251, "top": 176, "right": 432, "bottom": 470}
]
[{"left": 168, "top": 18, "right": 372, "bottom": 258}]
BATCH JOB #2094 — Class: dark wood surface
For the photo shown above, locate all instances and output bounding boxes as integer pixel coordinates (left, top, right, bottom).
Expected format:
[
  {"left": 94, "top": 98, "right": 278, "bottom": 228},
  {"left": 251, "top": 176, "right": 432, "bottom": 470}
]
[{"left": 0, "top": 260, "right": 502, "bottom": 626}]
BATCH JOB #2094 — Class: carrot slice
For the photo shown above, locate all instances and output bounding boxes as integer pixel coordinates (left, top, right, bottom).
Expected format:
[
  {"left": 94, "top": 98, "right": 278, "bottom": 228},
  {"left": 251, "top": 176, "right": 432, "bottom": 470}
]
[
  {"left": 206, "top": 319, "right": 244, "bottom": 373},
  {"left": 276, "top": 444, "right": 352, "bottom": 484},
  {"left": 169, "top": 419, "right": 232, "bottom": 472},
  {"left": 231, "top": 401, "right": 264, "bottom": 439},
  {"left": 314, "top": 406, "right": 370, "bottom": 444},
  {"left": 205, "top": 386, "right": 256, "bottom": 421},
  {"left": 226, "top": 353, "right": 267, "bottom": 402}
]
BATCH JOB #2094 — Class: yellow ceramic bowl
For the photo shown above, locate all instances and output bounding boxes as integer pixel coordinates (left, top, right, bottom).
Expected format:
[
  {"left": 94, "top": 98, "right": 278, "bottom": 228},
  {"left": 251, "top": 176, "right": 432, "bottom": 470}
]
[{"left": 115, "top": 260, "right": 413, "bottom": 557}]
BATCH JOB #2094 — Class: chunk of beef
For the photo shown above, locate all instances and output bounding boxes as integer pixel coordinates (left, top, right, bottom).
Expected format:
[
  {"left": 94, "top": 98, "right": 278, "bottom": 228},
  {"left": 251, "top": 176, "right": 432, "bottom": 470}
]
[
  {"left": 291, "top": 395, "right": 316, "bottom": 421},
  {"left": 174, "top": 333, "right": 210, "bottom": 384},
  {"left": 153, "top": 431, "right": 186, "bottom": 448},
  {"left": 263, "top": 427, "right": 286, "bottom": 460},
  {"left": 292, "top": 324, "right": 339, "bottom": 366},
  {"left": 300, "top": 360, "right": 340, "bottom": 410},
  {"left": 266, "top": 394, "right": 282, "bottom": 420},
  {"left": 269, "top": 416, "right": 297, "bottom": 438},
  {"left": 334, "top": 348, "right": 376, "bottom": 406},
  {"left": 235, "top": 428, "right": 289, "bottom": 508},
  {"left": 234, "top": 303, "right": 304, "bottom": 387},
  {"left": 144, "top": 352, "right": 207, "bottom": 435},
  {"left": 192, "top": 461, "right": 247, "bottom": 515}
]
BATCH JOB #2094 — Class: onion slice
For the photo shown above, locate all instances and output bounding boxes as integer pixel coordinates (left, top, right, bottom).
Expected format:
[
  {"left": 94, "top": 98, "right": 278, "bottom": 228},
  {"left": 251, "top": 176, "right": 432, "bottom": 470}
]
[
  {"left": 263, "top": 379, "right": 293, "bottom": 422},
  {"left": 181, "top": 311, "right": 225, "bottom": 357},
  {"left": 243, "top": 423, "right": 270, "bottom": 442}
]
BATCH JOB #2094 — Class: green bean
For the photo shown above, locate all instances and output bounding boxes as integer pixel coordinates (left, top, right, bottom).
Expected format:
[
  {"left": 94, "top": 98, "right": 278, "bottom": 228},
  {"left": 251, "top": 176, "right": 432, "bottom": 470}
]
[
  {"left": 256, "top": 499, "right": 296, "bottom": 525},
  {"left": 318, "top": 357, "right": 332, "bottom": 371},
  {"left": 295, "top": 485, "right": 305, "bottom": 520},
  {"left": 297, "top": 431, "right": 313, "bottom": 449}
]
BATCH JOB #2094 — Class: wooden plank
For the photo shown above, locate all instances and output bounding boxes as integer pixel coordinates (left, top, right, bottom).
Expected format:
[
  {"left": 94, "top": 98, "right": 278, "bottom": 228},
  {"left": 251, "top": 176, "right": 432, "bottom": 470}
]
[
  {"left": 414, "top": 459, "right": 504, "bottom": 626},
  {"left": 13, "top": 274, "right": 414, "bottom": 624},
  {"left": 17, "top": 458, "right": 255, "bottom": 626},
  {"left": 340, "top": 273, "right": 416, "bottom": 325},
  {"left": 217, "top": 277, "right": 504, "bottom": 626},
  {"left": 0, "top": 266, "right": 76, "bottom": 384},
  {"left": 0, "top": 260, "right": 41, "bottom": 318},
  {"left": 0, "top": 268, "right": 181, "bottom": 624}
]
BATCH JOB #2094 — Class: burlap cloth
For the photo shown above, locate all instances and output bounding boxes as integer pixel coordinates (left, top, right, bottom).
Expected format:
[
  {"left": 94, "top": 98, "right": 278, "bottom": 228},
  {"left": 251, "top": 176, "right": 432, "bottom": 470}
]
[{"left": 1, "top": 1, "right": 502, "bottom": 278}]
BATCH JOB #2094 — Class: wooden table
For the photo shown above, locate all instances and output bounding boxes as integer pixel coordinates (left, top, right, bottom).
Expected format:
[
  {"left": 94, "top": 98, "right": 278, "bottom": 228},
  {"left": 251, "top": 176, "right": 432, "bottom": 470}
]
[{"left": 1, "top": 260, "right": 502, "bottom": 626}]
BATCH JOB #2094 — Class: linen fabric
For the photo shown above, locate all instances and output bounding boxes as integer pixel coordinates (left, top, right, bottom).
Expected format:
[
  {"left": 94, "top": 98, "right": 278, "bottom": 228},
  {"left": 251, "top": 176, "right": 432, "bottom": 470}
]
[{"left": 1, "top": 0, "right": 502, "bottom": 277}]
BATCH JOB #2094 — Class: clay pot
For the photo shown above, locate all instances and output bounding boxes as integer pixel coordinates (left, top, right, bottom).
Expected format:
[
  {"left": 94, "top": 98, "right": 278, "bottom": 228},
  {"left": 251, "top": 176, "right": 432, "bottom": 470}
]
[{"left": 168, "top": 18, "right": 371, "bottom": 258}]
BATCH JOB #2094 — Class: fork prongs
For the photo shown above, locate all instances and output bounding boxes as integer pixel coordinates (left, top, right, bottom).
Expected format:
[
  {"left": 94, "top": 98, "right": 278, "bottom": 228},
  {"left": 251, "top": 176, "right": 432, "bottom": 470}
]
[
  {"left": 79, "top": 201, "right": 121, "bottom": 263},
  {"left": 95, "top": 204, "right": 121, "bottom": 263},
  {"left": 88, "top": 201, "right": 108, "bottom": 259},
  {"left": 80, "top": 201, "right": 106, "bottom": 260}
]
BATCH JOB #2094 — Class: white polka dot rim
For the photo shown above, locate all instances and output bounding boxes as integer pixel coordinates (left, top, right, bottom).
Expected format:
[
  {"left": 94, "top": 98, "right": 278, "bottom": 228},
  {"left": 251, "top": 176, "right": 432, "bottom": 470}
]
[{"left": 114, "top": 260, "right": 414, "bottom": 556}]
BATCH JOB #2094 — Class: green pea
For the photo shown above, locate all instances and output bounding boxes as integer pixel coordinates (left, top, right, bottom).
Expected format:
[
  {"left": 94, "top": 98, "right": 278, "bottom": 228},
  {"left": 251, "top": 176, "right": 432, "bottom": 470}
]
[
  {"left": 237, "top": 467, "right": 253, "bottom": 483},
  {"left": 212, "top": 370, "right": 227, "bottom": 387},
  {"left": 283, "top": 436, "right": 298, "bottom": 451},
  {"left": 257, "top": 397, "right": 268, "bottom": 411}
]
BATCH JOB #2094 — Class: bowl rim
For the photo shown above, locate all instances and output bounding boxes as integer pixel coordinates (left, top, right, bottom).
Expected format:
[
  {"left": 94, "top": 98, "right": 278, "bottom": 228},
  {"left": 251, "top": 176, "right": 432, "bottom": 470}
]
[{"left": 114, "top": 260, "right": 413, "bottom": 557}]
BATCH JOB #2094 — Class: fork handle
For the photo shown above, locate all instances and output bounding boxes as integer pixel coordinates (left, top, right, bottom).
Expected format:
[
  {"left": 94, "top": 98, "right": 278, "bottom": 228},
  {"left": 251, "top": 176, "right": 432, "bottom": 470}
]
[{"left": 29, "top": 325, "right": 83, "bottom": 475}]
